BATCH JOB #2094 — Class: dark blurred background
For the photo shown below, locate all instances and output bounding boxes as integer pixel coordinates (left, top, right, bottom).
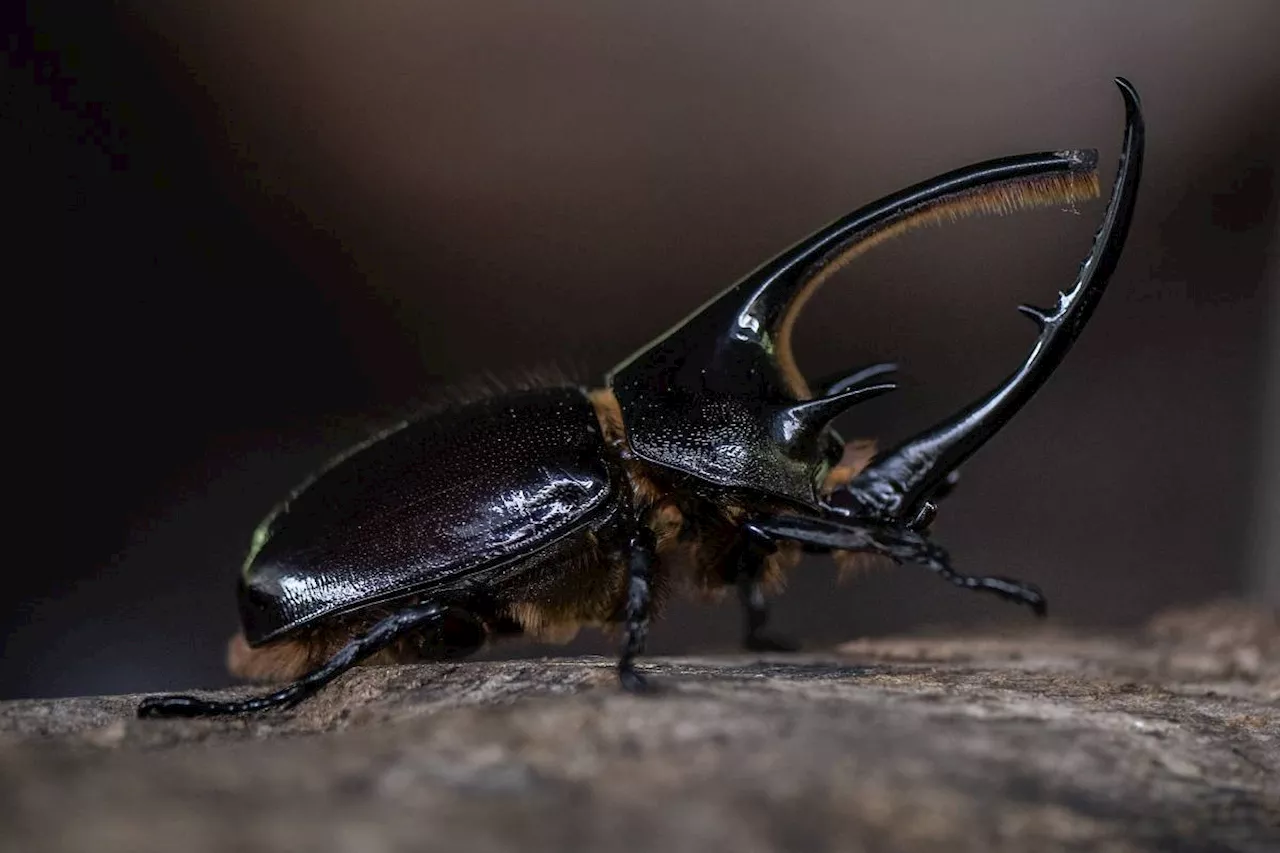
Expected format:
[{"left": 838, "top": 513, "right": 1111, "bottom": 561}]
[{"left": 12, "top": 1, "right": 1279, "bottom": 698}]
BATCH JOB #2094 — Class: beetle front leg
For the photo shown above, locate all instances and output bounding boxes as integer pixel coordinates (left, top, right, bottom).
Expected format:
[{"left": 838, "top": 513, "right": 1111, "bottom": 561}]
[
  {"left": 618, "top": 525, "right": 657, "bottom": 692},
  {"left": 745, "top": 514, "right": 1046, "bottom": 615}
]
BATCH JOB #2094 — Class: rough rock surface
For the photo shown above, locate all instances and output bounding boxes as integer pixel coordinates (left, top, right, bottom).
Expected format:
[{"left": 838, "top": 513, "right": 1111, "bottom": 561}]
[{"left": 2, "top": 602, "right": 1276, "bottom": 853}]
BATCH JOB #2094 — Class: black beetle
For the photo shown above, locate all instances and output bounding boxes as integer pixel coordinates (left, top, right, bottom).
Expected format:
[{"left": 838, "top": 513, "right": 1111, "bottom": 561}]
[{"left": 139, "top": 79, "right": 1143, "bottom": 717}]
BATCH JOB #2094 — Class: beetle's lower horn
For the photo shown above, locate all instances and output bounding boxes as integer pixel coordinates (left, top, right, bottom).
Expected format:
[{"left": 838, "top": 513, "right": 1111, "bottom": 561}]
[{"left": 833, "top": 78, "right": 1144, "bottom": 521}]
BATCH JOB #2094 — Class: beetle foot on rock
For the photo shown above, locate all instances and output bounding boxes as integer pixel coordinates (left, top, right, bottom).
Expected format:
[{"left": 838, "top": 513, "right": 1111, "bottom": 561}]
[
  {"left": 744, "top": 632, "right": 802, "bottom": 653},
  {"left": 618, "top": 665, "right": 656, "bottom": 694}
]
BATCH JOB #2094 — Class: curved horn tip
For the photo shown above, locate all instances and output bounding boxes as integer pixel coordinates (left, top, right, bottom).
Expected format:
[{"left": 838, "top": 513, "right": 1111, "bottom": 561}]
[{"left": 1113, "top": 76, "right": 1141, "bottom": 109}]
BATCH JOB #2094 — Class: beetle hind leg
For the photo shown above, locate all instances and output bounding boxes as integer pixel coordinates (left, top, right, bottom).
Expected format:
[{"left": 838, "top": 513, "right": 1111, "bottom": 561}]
[
  {"left": 137, "top": 602, "right": 450, "bottom": 718},
  {"left": 745, "top": 514, "right": 1046, "bottom": 616}
]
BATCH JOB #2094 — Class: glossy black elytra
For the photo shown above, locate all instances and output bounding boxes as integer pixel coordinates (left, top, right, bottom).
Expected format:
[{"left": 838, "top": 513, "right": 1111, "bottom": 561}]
[{"left": 138, "top": 79, "right": 1144, "bottom": 717}]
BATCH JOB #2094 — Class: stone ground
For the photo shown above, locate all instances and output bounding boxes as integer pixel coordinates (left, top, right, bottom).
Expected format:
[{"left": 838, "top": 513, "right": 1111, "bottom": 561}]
[{"left": 1, "top": 601, "right": 1276, "bottom": 853}]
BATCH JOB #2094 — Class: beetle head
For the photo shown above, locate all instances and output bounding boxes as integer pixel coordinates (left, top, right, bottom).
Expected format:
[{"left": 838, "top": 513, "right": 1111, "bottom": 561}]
[{"left": 607, "top": 146, "right": 1103, "bottom": 507}]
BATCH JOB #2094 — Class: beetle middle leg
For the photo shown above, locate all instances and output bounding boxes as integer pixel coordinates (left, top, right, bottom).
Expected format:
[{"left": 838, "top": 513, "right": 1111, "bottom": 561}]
[
  {"left": 744, "top": 514, "right": 1046, "bottom": 615},
  {"left": 137, "top": 602, "right": 452, "bottom": 718},
  {"left": 733, "top": 526, "right": 801, "bottom": 652}
]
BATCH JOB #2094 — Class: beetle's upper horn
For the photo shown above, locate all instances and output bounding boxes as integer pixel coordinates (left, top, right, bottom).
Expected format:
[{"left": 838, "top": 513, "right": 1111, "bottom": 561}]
[
  {"left": 607, "top": 93, "right": 1115, "bottom": 506},
  {"left": 611, "top": 149, "right": 1101, "bottom": 405},
  {"left": 733, "top": 155, "right": 1103, "bottom": 399}
]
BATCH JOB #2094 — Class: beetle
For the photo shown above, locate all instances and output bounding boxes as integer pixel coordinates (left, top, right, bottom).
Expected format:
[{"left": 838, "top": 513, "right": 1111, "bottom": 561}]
[{"left": 138, "top": 79, "right": 1143, "bottom": 718}]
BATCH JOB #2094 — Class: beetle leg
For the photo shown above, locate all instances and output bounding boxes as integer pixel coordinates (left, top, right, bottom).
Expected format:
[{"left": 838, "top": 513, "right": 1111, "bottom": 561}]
[
  {"left": 744, "top": 514, "right": 1046, "bottom": 615},
  {"left": 734, "top": 527, "right": 801, "bottom": 652},
  {"left": 137, "top": 602, "right": 449, "bottom": 718},
  {"left": 618, "top": 526, "right": 657, "bottom": 693}
]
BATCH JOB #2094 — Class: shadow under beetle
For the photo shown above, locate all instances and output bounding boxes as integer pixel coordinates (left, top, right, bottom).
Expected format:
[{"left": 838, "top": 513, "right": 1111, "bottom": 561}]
[{"left": 139, "top": 79, "right": 1144, "bottom": 717}]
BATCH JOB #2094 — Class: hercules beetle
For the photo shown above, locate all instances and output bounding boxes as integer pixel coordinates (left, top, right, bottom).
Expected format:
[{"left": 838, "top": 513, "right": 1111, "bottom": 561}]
[{"left": 138, "top": 79, "right": 1143, "bottom": 718}]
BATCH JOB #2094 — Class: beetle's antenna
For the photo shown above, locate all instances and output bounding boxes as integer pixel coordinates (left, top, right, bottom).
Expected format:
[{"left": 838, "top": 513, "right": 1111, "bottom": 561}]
[
  {"left": 137, "top": 603, "right": 448, "bottom": 718},
  {"left": 833, "top": 78, "right": 1144, "bottom": 522}
]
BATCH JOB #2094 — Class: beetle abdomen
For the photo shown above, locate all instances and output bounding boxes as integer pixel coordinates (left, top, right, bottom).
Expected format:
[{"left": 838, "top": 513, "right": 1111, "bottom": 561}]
[{"left": 238, "top": 386, "right": 620, "bottom": 644}]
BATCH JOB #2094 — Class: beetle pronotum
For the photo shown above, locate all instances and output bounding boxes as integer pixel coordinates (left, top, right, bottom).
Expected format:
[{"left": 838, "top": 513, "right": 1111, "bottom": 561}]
[{"left": 139, "top": 79, "right": 1143, "bottom": 717}]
